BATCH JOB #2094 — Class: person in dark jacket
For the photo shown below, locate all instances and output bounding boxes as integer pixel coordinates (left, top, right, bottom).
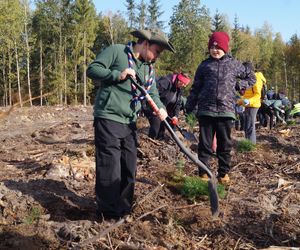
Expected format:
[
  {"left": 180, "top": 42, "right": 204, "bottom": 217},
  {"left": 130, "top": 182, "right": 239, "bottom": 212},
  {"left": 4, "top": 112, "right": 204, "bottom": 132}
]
[
  {"left": 266, "top": 87, "right": 276, "bottom": 100},
  {"left": 185, "top": 31, "right": 256, "bottom": 185},
  {"left": 87, "top": 28, "right": 174, "bottom": 220},
  {"left": 260, "top": 99, "right": 286, "bottom": 128},
  {"left": 144, "top": 72, "right": 191, "bottom": 139}
]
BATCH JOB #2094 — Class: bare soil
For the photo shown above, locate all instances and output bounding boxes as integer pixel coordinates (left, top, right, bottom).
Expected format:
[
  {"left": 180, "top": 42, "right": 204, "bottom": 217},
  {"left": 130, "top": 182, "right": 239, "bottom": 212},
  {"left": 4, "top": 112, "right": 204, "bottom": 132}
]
[{"left": 0, "top": 106, "right": 299, "bottom": 250}]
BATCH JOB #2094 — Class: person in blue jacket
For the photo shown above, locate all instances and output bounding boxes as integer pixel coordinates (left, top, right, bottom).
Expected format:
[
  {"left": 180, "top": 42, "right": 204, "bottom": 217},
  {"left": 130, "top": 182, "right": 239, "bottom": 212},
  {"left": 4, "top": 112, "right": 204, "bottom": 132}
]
[{"left": 185, "top": 31, "right": 256, "bottom": 184}]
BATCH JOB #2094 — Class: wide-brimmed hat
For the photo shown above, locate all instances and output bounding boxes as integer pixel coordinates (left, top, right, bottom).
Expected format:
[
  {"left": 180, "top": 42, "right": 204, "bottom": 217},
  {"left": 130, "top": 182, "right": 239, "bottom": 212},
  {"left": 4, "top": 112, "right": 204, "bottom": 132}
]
[{"left": 131, "top": 29, "right": 175, "bottom": 53}]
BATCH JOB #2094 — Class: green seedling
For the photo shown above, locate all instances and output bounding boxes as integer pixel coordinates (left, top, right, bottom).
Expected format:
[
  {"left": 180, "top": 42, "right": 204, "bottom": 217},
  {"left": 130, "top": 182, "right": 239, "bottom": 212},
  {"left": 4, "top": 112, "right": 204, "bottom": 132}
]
[
  {"left": 23, "top": 206, "right": 42, "bottom": 225},
  {"left": 181, "top": 176, "right": 226, "bottom": 200},
  {"left": 176, "top": 158, "right": 185, "bottom": 174},
  {"left": 185, "top": 113, "right": 197, "bottom": 132},
  {"left": 236, "top": 139, "right": 256, "bottom": 152},
  {"left": 286, "top": 120, "right": 296, "bottom": 125}
]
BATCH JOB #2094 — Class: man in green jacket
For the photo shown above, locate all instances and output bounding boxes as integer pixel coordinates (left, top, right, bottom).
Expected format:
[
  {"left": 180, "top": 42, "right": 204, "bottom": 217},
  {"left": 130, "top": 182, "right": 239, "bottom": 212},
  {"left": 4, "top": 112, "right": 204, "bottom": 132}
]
[{"left": 87, "top": 29, "right": 174, "bottom": 220}]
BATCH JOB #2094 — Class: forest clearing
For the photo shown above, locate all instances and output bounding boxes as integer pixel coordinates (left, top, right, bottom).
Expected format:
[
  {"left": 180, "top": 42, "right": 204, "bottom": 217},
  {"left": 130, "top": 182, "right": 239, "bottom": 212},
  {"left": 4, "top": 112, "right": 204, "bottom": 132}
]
[
  {"left": 1, "top": 1, "right": 300, "bottom": 249},
  {"left": 0, "top": 106, "right": 299, "bottom": 250}
]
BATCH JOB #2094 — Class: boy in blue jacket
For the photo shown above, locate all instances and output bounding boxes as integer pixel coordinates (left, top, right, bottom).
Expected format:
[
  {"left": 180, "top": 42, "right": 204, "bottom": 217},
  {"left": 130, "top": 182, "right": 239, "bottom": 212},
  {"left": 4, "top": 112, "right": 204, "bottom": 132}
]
[{"left": 185, "top": 31, "right": 256, "bottom": 184}]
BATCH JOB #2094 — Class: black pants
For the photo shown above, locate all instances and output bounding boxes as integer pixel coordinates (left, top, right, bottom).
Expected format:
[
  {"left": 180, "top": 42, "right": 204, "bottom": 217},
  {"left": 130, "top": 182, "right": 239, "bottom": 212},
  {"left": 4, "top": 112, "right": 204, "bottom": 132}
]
[
  {"left": 235, "top": 112, "right": 245, "bottom": 131},
  {"left": 94, "top": 118, "right": 137, "bottom": 218},
  {"left": 259, "top": 103, "right": 274, "bottom": 129},
  {"left": 198, "top": 116, "right": 234, "bottom": 177},
  {"left": 144, "top": 109, "right": 175, "bottom": 139},
  {"left": 147, "top": 114, "right": 165, "bottom": 139}
]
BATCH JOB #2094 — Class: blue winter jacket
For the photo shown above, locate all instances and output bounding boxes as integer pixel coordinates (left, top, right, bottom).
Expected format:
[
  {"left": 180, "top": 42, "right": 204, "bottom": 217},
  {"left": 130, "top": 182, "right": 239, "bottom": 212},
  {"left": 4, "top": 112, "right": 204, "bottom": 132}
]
[{"left": 185, "top": 54, "right": 256, "bottom": 119}]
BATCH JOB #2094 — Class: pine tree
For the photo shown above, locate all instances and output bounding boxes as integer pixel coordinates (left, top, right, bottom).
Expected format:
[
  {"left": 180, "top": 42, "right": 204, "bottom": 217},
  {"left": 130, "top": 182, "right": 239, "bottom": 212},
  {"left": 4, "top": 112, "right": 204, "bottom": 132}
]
[
  {"left": 72, "top": 0, "right": 98, "bottom": 106},
  {"left": 167, "top": 0, "right": 211, "bottom": 73},
  {"left": 231, "top": 14, "right": 242, "bottom": 58},
  {"left": 147, "top": 0, "right": 164, "bottom": 29},
  {"left": 125, "top": 0, "right": 136, "bottom": 29},
  {"left": 211, "top": 9, "right": 225, "bottom": 32},
  {"left": 136, "top": 0, "right": 147, "bottom": 29},
  {"left": 0, "top": 0, "right": 24, "bottom": 106}
]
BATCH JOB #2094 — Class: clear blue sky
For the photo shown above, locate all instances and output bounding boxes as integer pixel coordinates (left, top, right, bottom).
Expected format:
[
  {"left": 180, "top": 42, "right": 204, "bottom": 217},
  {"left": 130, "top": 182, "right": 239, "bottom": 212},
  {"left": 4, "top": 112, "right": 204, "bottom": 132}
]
[{"left": 94, "top": 0, "right": 299, "bottom": 42}]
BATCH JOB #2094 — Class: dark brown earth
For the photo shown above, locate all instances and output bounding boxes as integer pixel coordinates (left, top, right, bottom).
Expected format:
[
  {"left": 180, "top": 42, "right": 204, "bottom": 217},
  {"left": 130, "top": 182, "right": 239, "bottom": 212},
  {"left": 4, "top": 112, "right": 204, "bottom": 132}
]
[{"left": 0, "top": 106, "right": 299, "bottom": 250}]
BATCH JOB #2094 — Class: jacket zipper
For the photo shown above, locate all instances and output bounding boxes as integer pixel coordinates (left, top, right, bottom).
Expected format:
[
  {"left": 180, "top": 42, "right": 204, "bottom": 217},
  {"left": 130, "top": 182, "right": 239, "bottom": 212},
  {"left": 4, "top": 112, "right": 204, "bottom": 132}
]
[{"left": 216, "top": 60, "right": 219, "bottom": 112}]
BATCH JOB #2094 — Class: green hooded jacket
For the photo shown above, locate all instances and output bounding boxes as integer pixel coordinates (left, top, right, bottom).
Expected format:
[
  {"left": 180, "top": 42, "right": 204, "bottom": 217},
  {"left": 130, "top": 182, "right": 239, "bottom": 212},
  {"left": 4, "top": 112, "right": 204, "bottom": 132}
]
[{"left": 87, "top": 43, "right": 165, "bottom": 124}]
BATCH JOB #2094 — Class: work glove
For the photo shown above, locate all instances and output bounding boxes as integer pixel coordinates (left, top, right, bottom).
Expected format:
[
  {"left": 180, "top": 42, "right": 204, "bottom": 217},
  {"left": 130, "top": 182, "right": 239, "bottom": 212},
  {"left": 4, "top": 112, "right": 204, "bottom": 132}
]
[
  {"left": 243, "top": 99, "right": 250, "bottom": 106},
  {"left": 170, "top": 116, "right": 179, "bottom": 126}
]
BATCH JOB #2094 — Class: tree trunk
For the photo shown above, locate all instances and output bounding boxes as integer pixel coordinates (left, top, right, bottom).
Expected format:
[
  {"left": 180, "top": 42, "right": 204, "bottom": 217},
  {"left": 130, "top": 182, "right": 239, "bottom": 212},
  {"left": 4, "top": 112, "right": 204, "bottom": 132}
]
[
  {"left": 64, "top": 40, "right": 67, "bottom": 105},
  {"left": 83, "top": 31, "right": 87, "bottom": 106},
  {"left": 74, "top": 64, "right": 78, "bottom": 105},
  {"left": 14, "top": 41, "right": 22, "bottom": 107},
  {"left": 8, "top": 48, "right": 12, "bottom": 106},
  {"left": 24, "top": 2, "right": 32, "bottom": 106},
  {"left": 108, "top": 17, "right": 114, "bottom": 45},
  {"left": 39, "top": 40, "right": 43, "bottom": 106},
  {"left": 2, "top": 51, "right": 7, "bottom": 106},
  {"left": 58, "top": 19, "right": 63, "bottom": 105}
]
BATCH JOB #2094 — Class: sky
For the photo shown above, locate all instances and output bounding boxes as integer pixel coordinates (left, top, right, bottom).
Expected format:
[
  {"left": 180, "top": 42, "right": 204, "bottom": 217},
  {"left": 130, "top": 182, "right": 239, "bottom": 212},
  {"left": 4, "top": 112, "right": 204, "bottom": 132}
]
[{"left": 95, "top": 0, "right": 299, "bottom": 42}]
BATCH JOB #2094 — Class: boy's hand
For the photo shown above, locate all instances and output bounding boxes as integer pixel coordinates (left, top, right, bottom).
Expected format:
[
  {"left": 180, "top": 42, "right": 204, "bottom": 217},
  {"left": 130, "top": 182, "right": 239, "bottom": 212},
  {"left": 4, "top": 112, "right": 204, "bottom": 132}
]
[
  {"left": 120, "top": 68, "right": 136, "bottom": 81},
  {"left": 236, "top": 99, "right": 243, "bottom": 106},
  {"left": 237, "top": 99, "right": 250, "bottom": 106},
  {"left": 243, "top": 99, "right": 250, "bottom": 106},
  {"left": 170, "top": 116, "right": 178, "bottom": 126}
]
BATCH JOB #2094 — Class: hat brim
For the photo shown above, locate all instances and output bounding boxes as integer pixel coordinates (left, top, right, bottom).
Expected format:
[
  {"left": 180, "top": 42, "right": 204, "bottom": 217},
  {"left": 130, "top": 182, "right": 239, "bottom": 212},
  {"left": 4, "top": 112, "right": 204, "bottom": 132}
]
[{"left": 131, "top": 29, "right": 175, "bottom": 53}]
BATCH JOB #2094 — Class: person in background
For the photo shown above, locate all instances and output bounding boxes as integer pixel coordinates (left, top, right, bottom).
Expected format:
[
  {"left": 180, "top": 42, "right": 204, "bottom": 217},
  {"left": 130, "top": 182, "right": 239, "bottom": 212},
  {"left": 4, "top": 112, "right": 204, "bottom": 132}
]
[
  {"left": 185, "top": 31, "right": 256, "bottom": 185},
  {"left": 258, "top": 101, "right": 274, "bottom": 129},
  {"left": 235, "top": 94, "right": 245, "bottom": 131},
  {"left": 262, "top": 99, "right": 287, "bottom": 127},
  {"left": 267, "top": 86, "right": 276, "bottom": 100},
  {"left": 290, "top": 102, "right": 300, "bottom": 117},
  {"left": 87, "top": 28, "right": 174, "bottom": 220},
  {"left": 237, "top": 65, "right": 266, "bottom": 144},
  {"left": 144, "top": 72, "right": 191, "bottom": 139}
]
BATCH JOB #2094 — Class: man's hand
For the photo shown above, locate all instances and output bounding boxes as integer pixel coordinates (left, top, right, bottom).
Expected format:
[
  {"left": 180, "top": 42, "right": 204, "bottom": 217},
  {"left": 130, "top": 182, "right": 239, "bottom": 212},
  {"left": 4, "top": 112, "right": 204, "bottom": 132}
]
[
  {"left": 120, "top": 68, "right": 136, "bottom": 81},
  {"left": 157, "top": 108, "right": 168, "bottom": 121}
]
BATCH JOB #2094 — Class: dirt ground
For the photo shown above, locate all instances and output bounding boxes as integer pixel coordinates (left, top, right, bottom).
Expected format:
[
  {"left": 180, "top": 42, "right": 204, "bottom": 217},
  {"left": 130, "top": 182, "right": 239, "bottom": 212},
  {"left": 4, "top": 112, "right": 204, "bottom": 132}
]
[{"left": 0, "top": 106, "right": 299, "bottom": 250}]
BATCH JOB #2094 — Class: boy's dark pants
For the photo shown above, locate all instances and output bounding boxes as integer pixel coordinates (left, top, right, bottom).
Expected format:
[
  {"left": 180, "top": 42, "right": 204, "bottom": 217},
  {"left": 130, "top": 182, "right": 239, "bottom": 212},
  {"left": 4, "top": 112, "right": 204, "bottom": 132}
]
[
  {"left": 145, "top": 108, "right": 176, "bottom": 139},
  {"left": 147, "top": 113, "right": 165, "bottom": 139},
  {"left": 259, "top": 103, "right": 274, "bottom": 129},
  {"left": 94, "top": 118, "right": 137, "bottom": 219},
  {"left": 198, "top": 116, "right": 234, "bottom": 177}
]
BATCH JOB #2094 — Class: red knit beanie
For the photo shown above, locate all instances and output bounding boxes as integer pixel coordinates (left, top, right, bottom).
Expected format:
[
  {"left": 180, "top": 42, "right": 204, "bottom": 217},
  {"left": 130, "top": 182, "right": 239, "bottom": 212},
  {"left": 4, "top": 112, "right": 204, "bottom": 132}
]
[{"left": 208, "top": 31, "right": 230, "bottom": 53}]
